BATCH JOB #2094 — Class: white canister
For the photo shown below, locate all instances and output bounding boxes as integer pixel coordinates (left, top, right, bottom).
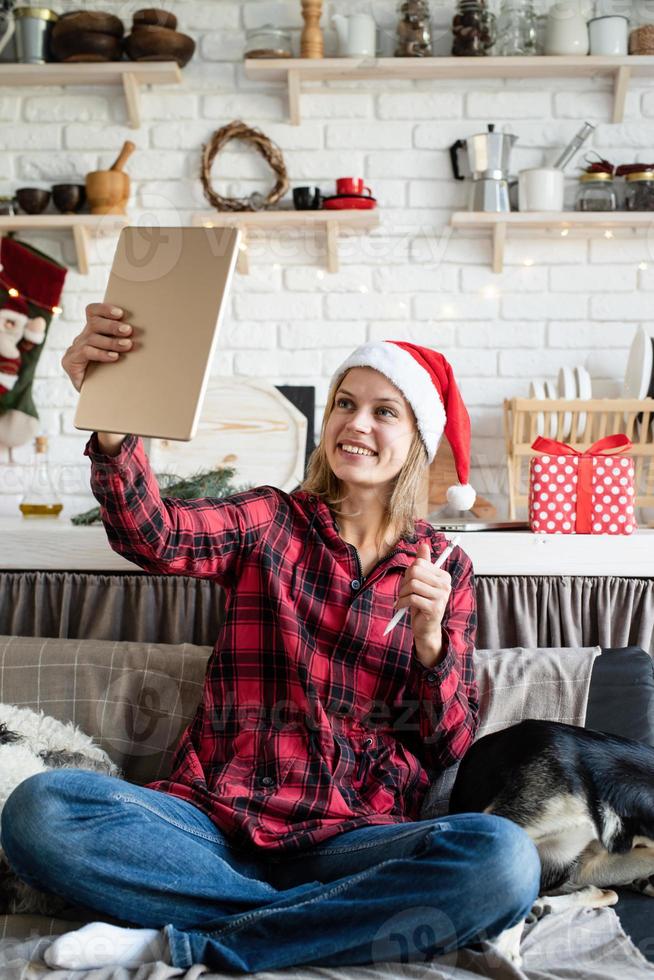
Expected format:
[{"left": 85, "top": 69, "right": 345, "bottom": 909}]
[
  {"left": 332, "top": 14, "right": 377, "bottom": 57},
  {"left": 588, "top": 15, "right": 628, "bottom": 55},
  {"left": 544, "top": 0, "right": 589, "bottom": 55},
  {"left": 518, "top": 168, "right": 565, "bottom": 211}
]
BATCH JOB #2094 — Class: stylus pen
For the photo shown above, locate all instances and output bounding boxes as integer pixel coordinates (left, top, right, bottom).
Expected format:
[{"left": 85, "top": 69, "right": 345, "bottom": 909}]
[{"left": 383, "top": 535, "right": 461, "bottom": 636}]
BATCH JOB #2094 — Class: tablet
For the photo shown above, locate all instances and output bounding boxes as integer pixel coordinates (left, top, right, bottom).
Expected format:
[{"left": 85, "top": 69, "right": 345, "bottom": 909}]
[{"left": 74, "top": 225, "right": 240, "bottom": 441}]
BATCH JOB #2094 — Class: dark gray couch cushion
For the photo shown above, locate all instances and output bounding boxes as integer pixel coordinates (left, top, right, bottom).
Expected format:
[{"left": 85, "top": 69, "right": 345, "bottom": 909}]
[{"left": 587, "top": 647, "right": 654, "bottom": 961}]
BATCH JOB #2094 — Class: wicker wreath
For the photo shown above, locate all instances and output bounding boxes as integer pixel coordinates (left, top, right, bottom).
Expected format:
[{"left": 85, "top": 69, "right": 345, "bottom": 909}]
[{"left": 200, "top": 120, "right": 289, "bottom": 212}]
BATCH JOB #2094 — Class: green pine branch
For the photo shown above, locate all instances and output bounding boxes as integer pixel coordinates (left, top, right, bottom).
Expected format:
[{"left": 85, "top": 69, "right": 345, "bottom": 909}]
[{"left": 71, "top": 465, "right": 250, "bottom": 526}]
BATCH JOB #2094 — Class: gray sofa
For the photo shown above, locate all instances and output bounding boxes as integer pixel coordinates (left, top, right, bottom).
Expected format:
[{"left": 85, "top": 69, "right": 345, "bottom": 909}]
[{"left": 0, "top": 636, "right": 651, "bottom": 979}]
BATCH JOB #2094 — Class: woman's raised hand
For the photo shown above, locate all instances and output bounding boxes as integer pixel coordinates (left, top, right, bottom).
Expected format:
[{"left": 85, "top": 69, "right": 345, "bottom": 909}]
[{"left": 61, "top": 302, "right": 133, "bottom": 393}]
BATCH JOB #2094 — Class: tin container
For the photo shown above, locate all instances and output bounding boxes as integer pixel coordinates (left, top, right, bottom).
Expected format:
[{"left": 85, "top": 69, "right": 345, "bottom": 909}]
[{"left": 14, "top": 7, "right": 58, "bottom": 64}]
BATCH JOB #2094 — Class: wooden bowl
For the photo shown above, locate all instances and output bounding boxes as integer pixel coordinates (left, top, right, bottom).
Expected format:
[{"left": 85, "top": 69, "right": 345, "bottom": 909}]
[
  {"left": 15, "top": 188, "right": 51, "bottom": 215},
  {"left": 51, "top": 28, "right": 123, "bottom": 62},
  {"left": 52, "top": 184, "right": 86, "bottom": 214},
  {"left": 124, "top": 26, "right": 195, "bottom": 66},
  {"left": 85, "top": 171, "right": 129, "bottom": 215},
  {"left": 52, "top": 10, "right": 124, "bottom": 37},
  {"left": 133, "top": 8, "right": 177, "bottom": 30}
]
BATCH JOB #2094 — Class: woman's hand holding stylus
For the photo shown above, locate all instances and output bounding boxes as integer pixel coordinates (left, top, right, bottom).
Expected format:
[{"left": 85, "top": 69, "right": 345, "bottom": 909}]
[{"left": 392, "top": 541, "right": 453, "bottom": 667}]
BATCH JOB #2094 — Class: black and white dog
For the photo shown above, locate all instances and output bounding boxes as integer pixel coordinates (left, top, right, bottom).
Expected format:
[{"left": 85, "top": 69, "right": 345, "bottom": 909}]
[{"left": 450, "top": 719, "right": 654, "bottom": 959}]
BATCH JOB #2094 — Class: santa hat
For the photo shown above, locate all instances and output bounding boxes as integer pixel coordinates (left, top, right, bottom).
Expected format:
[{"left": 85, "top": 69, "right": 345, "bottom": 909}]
[
  {"left": 0, "top": 294, "right": 29, "bottom": 327},
  {"left": 331, "top": 340, "right": 475, "bottom": 510}
]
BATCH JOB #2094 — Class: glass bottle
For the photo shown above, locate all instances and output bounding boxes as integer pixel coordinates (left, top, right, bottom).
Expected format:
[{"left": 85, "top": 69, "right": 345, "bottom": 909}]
[
  {"left": 494, "top": 0, "right": 537, "bottom": 55},
  {"left": 452, "top": 0, "right": 496, "bottom": 56},
  {"left": 575, "top": 172, "right": 617, "bottom": 212},
  {"left": 396, "top": 0, "right": 433, "bottom": 56},
  {"left": 19, "top": 436, "right": 63, "bottom": 519}
]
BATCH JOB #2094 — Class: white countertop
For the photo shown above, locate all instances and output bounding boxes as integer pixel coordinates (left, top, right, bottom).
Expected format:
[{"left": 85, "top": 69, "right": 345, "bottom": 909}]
[{"left": 1, "top": 518, "right": 653, "bottom": 576}]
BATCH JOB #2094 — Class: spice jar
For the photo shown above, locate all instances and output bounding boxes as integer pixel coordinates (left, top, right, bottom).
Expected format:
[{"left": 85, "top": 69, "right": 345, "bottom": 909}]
[
  {"left": 624, "top": 170, "right": 654, "bottom": 211},
  {"left": 395, "top": 0, "right": 433, "bottom": 56},
  {"left": 244, "top": 25, "right": 293, "bottom": 59},
  {"left": 575, "top": 172, "right": 617, "bottom": 212},
  {"left": 629, "top": 0, "right": 654, "bottom": 53},
  {"left": 452, "top": 0, "right": 496, "bottom": 55}
]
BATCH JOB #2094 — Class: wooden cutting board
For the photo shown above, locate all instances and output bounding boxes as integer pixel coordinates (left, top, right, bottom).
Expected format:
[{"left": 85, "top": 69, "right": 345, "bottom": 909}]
[
  {"left": 148, "top": 378, "right": 308, "bottom": 492},
  {"left": 417, "top": 440, "right": 497, "bottom": 520}
]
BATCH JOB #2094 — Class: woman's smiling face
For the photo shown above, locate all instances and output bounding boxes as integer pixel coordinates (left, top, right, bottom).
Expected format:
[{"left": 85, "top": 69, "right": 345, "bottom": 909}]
[{"left": 324, "top": 367, "right": 417, "bottom": 492}]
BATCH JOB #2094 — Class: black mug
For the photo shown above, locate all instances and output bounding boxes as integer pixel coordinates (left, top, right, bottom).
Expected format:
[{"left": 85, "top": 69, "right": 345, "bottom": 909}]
[{"left": 293, "top": 186, "right": 322, "bottom": 210}]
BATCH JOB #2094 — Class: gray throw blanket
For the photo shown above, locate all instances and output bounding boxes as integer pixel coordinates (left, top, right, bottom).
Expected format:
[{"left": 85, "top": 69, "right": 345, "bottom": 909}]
[{"left": 3, "top": 906, "right": 653, "bottom": 979}]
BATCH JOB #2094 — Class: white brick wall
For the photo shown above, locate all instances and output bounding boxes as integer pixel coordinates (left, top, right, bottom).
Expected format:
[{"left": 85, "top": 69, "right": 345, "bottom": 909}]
[{"left": 0, "top": 0, "right": 651, "bottom": 519}]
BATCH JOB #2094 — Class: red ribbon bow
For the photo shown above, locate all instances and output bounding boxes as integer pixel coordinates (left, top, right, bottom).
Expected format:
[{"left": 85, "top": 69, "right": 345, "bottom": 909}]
[{"left": 531, "top": 434, "right": 633, "bottom": 533}]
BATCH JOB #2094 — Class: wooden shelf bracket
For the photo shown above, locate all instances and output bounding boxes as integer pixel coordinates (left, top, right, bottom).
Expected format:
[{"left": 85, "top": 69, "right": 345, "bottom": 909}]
[
  {"left": 613, "top": 64, "right": 631, "bottom": 124},
  {"left": 122, "top": 71, "right": 141, "bottom": 129}
]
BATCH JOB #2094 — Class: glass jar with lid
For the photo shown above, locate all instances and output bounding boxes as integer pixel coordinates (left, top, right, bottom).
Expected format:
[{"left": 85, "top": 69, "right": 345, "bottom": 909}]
[
  {"left": 244, "top": 25, "right": 293, "bottom": 59},
  {"left": 495, "top": 0, "right": 537, "bottom": 55},
  {"left": 630, "top": 0, "right": 654, "bottom": 53},
  {"left": 396, "top": 0, "right": 433, "bottom": 56},
  {"left": 575, "top": 172, "right": 617, "bottom": 212},
  {"left": 452, "top": 0, "right": 496, "bottom": 55},
  {"left": 625, "top": 170, "right": 654, "bottom": 211}
]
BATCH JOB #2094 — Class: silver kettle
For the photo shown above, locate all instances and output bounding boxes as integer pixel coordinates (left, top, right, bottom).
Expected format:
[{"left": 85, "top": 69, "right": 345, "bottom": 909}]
[{"left": 450, "top": 124, "right": 518, "bottom": 181}]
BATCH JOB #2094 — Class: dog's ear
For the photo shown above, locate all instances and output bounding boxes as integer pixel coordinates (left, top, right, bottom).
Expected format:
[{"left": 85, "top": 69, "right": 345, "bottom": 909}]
[{"left": 0, "top": 724, "right": 22, "bottom": 745}]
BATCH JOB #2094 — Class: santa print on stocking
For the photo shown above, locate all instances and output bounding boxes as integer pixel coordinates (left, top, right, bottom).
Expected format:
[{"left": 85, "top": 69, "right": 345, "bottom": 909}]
[
  {"left": 0, "top": 237, "right": 67, "bottom": 449},
  {"left": 0, "top": 295, "right": 46, "bottom": 396},
  {"left": 529, "top": 435, "right": 636, "bottom": 536}
]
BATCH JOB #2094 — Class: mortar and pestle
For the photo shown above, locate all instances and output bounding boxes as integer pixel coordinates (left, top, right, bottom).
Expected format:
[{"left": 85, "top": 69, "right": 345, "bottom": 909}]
[{"left": 85, "top": 140, "right": 135, "bottom": 214}]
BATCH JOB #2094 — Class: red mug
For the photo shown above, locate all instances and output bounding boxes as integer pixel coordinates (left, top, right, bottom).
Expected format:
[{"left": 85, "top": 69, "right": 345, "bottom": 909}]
[{"left": 336, "top": 177, "right": 373, "bottom": 197}]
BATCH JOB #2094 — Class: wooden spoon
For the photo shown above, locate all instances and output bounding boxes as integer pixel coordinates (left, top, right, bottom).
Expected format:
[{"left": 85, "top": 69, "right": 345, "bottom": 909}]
[{"left": 109, "top": 140, "right": 136, "bottom": 172}]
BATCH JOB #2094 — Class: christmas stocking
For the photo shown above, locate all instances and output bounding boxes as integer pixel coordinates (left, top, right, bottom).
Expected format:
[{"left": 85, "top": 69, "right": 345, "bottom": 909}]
[{"left": 0, "top": 237, "right": 67, "bottom": 449}]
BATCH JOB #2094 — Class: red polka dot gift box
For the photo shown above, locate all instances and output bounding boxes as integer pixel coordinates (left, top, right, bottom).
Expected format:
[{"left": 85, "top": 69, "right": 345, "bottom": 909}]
[{"left": 529, "top": 435, "right": 636, "bottom": 535}]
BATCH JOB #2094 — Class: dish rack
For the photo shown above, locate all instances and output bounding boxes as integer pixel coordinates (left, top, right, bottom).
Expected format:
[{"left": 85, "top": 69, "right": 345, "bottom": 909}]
[{"left": 503, "top": 398, "right": 654, "bottom": 519}]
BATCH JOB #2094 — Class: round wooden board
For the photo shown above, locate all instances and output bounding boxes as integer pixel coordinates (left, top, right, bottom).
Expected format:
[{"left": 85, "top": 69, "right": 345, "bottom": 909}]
[{"left": 148, "top": 378, "right": 308, "bottom": 493}]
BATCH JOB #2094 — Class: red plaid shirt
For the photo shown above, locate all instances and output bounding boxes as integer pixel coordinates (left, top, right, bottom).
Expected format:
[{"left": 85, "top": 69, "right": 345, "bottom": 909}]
[{"left": 85, "top": 433, "right": 479, "bottom": 853}]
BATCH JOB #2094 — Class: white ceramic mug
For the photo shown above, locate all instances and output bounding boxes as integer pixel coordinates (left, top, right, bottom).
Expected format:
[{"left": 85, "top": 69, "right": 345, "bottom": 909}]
[
  {"left": 588, "top": 15, "right": 628, "bottom": 55},
  {"left": 332, "top": 14, "right": 377, "bottom": 57},
  {"left": 518, "top": 168, "right": 565, "bottom": 211}
]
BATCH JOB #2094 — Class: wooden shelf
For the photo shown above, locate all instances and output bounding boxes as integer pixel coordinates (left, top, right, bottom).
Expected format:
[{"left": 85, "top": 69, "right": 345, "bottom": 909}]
[
  {"left": 244, "top": 55, "right": 654, "bottom": 124},
  {"left": 192, "top": 209, "right": 379, "bottom": 274},
  {"left": 0, "top": 215, "right": 128, "bottom": 274},
  {"left": 0, "top": 62, "right": 182, "bottom": 128},
  {"left": 450, "top": 211, "right": 654, "bottom": 273}
]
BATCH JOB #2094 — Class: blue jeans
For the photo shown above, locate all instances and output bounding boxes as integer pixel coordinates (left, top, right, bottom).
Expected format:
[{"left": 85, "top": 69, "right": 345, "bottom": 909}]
[{"left": 1, "top": 770, "right": 540, "bottom": 973}]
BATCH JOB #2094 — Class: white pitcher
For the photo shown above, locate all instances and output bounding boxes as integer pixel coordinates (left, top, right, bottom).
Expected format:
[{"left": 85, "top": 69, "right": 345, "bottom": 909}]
[
  {"left": 544, "top": 0, "right": 589, "bottom": 55},
  {"left": 332, "top": 13, "right": 377, "bottom": 57}
]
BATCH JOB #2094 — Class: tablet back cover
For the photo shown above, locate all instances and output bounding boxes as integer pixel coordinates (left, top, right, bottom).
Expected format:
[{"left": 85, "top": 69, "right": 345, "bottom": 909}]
[{"left": 74, "top": 225, "right": 240, "bottom": 441}]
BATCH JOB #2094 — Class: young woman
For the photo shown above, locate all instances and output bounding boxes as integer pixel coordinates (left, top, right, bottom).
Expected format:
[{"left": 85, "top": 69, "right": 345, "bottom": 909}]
[{"left": 0, "top": 304, "right": 540, "bottom": 973}]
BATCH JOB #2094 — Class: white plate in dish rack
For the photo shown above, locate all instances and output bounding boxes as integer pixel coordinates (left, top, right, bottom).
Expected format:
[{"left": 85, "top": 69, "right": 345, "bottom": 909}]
[
  {"left": 574, "top": 365, "right": 592, "bottom": 438},
  {"left": 557, "top": 366, "right": 576, "bottom": 440},
  {"left": 529, "top": 379, "right": 547, "bottom": 436},
  {"left": 623, "top": 326, "right": 653, "bottom": 399},
  {"left": 544, "top": 380, "right": 559, "bottom": 437}
]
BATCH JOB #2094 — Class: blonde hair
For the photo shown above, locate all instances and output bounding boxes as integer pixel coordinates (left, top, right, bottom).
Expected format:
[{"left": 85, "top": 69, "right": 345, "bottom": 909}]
[{"left": 301, "top": 370, "right": 429, "bottom": 552}]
